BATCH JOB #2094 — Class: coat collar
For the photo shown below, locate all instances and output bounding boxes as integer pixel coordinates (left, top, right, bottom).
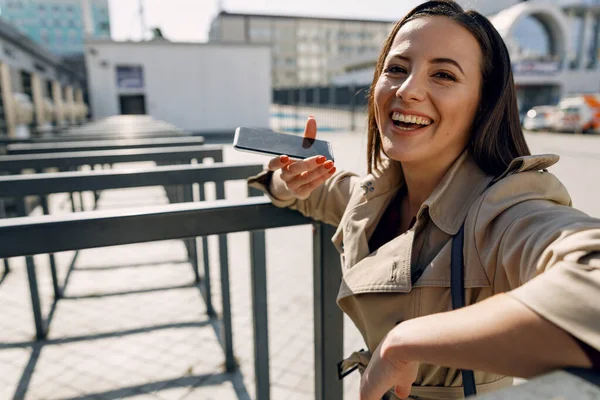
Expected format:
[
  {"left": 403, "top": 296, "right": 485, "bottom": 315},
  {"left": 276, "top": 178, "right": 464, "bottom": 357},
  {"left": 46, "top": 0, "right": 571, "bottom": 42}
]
[
  {"left": 357, "top": 151, "right": 559, "bottom": 236},
  {"left": 357, "top": 151, "right": 490, "bottom": 235}
]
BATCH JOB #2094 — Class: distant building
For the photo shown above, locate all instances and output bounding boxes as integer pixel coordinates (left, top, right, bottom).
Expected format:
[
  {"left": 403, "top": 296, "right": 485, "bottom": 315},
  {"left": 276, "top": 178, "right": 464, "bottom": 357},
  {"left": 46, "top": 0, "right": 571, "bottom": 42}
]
[
  {"left": 333, "top": 0, "right": 600, "bottom": 115},
  {"left": 0, "top": 18, "right": 88, "bottom": 137},
  {"left": 208, "top": 11, "right": 393, "bottom": 88},
  {"left": 0, "top": 0, "right": 110, "bottom": 55}
]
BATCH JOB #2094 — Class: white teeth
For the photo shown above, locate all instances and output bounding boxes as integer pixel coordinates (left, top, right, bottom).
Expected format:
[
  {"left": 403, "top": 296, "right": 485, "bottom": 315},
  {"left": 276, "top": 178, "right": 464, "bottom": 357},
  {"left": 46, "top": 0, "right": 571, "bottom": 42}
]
[{"left": 391, "top": 112, "right": 432, "bottom": 126}]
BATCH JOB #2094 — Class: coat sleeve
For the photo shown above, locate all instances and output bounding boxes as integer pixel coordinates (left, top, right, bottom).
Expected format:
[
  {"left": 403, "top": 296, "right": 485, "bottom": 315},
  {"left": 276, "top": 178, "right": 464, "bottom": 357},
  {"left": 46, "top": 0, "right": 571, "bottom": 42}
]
[
  {"left": 247, "top": 169, "right": 361, "bottom": 227},
  {"left": 474, "top": 170, "right": 600, "bottom": 351}
]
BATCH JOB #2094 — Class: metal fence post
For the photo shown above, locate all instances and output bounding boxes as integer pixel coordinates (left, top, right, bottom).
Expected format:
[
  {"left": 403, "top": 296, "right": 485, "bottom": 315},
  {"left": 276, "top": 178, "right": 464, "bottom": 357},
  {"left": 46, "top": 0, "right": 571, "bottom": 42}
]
[
  {"left": 216, "top": 181, "right": 236, "bottom": 372},
  {"left": 93, "top": 164, "right": 101, "bottom": 208},
  {"left": 198, "top": 183, "right": 215, "bottom": 317},
  {"left": 0, "top": 198, "right": 8, "bottom": 275},
  {"left": 40, "top": 195, "right": 62, "bottom": 300},
  {"left": 183, "top": 184, "right": 201, "bottom": 283},
  {"left": 26, "top": 256, "right": 45, "bottom": 340},
  {"left": 313, "top": 222, "right": 344, "bottom": 400},
  {"left": 250, "top": 228, "right": 270, "bottom": 400},
  {"left": 350, "top": 83, "right": 356, "bottom": 132}
]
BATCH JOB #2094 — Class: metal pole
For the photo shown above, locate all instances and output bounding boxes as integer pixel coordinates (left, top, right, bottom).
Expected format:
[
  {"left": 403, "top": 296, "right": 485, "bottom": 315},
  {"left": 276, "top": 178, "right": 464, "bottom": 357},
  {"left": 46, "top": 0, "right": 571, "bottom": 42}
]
[
  {"left": 93, "top": 164, "right": 101, "bottom": 209},
  {"left": 41, "top": 196, "right": 62, "bottom": 299},
  {"left": 350, "top": 83, "right": 356, "bottom": 132},
  {"left": 313, "top": 223, "right": 344, "bottom": 400},
  {"left": 26, "top": 256, "right": 45, "bottom": 340},
  {"left": 70, "top": 192, "right": 76, "bottom": 212},
  {"left": 78, "top": 191, "right": 85, "bottom": 211},
  {"left": 216, "top": 181, "right": 236, "bottom": 372},
  {"left": 250, "top": 229, "right": 270, "bottom": 400},
  {"left": 198, "top": 184, "right": 215, "bottom": 317},
  {"left": 184, "top": 184, "right": 200, "bottom": 283},
  {"left": 0, "top": 198, "right": 7, "bottom": 275}
]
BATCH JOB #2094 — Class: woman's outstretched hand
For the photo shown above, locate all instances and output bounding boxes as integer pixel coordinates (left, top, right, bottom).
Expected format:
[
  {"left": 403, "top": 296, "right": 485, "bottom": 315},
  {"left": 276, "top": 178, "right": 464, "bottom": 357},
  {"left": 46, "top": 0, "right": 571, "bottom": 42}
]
[
  {"left": 268, "top": 117, "right": 336, "bottom": 200},
  {"left": 360, "top": 329, "right": 419, "bottom": 400}
]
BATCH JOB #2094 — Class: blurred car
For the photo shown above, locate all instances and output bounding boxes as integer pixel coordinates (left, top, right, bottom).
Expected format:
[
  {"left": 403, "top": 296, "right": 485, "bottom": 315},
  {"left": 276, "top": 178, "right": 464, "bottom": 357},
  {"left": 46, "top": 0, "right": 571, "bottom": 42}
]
[
  {"left": 522, "top": 106, "right": 556, "bottom": 131},
  {"left": 553, "top": 95, "right": 600, "bottom": 134}
]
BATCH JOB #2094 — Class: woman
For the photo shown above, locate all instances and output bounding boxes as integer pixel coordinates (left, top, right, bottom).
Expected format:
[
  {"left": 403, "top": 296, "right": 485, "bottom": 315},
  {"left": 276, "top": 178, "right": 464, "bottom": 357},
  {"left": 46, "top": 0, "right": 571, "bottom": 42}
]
[{"left": 248, "top": 1, "right": 600, "bottom": 398}]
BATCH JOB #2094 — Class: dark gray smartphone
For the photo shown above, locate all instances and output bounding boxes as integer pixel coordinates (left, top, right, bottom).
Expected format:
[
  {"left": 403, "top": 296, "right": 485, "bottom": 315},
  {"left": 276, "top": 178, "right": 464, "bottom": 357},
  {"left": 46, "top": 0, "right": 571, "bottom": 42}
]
[{"left": 233, "top": 127, "right": 335, "bottom": 161}]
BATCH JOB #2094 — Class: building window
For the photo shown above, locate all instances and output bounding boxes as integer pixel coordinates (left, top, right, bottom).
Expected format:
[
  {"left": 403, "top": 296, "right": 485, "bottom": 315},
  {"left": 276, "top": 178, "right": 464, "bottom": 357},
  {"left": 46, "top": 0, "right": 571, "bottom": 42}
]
[{"left": 69, "top": 20, "right": 76, "bottom": 28}]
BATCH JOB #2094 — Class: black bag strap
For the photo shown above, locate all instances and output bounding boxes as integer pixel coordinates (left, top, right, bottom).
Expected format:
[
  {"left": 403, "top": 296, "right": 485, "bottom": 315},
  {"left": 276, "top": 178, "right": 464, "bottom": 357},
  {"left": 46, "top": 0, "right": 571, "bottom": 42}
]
[{"left": 451, "top": 223, "right": 477, "bottom": 398}]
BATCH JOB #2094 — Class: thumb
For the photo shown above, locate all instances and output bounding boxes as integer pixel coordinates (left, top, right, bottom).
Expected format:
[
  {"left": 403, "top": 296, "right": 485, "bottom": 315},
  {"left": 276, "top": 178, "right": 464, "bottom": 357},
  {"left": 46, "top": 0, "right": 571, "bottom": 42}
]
[
  {"left": 394, "top": 384, "right": 412, "bottom": 399},
  {"left": 304, "top": 116, "right": 317, "bottom": 140}
]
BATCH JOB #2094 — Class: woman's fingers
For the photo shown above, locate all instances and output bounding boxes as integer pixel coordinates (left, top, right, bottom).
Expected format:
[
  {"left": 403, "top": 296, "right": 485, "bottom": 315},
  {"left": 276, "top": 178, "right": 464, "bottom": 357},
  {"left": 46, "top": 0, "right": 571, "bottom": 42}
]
[
  {"left": 290, "top": 165, "right": 336, "bottom": 199},
  {"left": 296, "top": 167, "right": 336, "bottom": 199},
  {"left": 268, "top": 155, "right": 291, "bottom": 171},
  {"left": 281, "top": 155, "right": 330, "bottom": 179}
]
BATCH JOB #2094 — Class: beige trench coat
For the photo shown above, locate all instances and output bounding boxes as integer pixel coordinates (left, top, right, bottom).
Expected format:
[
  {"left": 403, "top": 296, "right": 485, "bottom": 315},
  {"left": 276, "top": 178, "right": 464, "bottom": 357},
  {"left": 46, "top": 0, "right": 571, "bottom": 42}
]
[{"left": 248, "top": 150, "right": 600, "bottom": 399}]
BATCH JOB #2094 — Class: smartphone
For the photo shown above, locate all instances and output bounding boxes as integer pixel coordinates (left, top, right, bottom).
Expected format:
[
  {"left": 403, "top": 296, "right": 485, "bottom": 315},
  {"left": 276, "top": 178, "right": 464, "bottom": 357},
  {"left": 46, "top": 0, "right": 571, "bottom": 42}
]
[{"left": 233, "top": 127, "right": 334, "bottom": 161}]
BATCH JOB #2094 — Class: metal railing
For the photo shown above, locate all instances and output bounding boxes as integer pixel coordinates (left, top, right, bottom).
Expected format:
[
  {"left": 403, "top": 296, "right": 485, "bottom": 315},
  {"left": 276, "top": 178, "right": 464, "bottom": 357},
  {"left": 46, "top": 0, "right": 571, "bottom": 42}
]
[
  {"left": 0, "top": 130, "right": 201, "bottom": 145},
  {"left": 0, "top": 161, "right": 258, "bottom": 373},
  {"left": 0, "top": 145, "right": 222, "bottom": 173},
  {"left": 0, "top": 196, "right": 344, "bottom": 400},
  {"left": 5, "top": 136, "right": 207, "bottom": 154}
]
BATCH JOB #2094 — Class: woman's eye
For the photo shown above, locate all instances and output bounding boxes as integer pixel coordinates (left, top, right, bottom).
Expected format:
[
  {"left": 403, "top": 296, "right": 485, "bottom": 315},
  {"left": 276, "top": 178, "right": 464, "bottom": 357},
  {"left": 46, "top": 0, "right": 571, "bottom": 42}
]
[
  {"left": 434, "top": 71, "right": 456, "bottom": 81},
  {"left": 384, "top": 65, "right": 406, "bottom": 74}
]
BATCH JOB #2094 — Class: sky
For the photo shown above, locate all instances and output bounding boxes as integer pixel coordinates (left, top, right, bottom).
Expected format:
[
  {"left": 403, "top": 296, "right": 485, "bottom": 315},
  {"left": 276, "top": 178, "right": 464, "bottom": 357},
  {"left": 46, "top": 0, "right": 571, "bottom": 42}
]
[
  {"left": 106, "top": 0, "right": 556, "bottom": 55},
  {"left": 107, "top": 0, "right": 426, "bottom": 42}
]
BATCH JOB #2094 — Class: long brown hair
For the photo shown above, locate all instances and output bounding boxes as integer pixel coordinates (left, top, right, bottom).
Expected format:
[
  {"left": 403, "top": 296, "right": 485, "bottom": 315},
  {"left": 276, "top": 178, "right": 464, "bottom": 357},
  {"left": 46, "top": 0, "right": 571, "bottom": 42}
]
[{"left": 366, "top": 0, "right": 530, "bottom": 175}]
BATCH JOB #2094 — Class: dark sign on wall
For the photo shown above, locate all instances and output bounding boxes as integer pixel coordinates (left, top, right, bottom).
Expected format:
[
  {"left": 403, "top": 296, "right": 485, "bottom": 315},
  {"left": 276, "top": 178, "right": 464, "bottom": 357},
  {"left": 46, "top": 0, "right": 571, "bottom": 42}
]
[{"left": 116, "top": 65, "right": 144, "bottom": 89}]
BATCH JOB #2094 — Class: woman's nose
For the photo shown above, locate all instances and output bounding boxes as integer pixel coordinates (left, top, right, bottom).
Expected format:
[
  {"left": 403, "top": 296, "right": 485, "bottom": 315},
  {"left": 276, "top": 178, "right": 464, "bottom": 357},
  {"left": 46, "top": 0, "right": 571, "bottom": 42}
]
[{"left": 396, "top": 74, "right": 425, "bottom": 103}]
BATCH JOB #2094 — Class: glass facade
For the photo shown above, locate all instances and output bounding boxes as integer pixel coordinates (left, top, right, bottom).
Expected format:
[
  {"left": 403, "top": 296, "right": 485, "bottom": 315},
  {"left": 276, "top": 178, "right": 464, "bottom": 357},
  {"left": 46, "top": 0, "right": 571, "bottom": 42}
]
[{"left": 0, "top": 0, "right": 110, "bottom": 55}]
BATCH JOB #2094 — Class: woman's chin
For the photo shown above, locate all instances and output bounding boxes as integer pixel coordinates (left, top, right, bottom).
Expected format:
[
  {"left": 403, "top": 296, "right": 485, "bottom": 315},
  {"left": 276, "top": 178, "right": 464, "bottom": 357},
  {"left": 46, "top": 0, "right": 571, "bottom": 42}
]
[
  {"left": 381, "top": 140, "right": 424, "bottom": 164},
  {"left": 382, "top": 147, "right": 423, "bottom": 164}
]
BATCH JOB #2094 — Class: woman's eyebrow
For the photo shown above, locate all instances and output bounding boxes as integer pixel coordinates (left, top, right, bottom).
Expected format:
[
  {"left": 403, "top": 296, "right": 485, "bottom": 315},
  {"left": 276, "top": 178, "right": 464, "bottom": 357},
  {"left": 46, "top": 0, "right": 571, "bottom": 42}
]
[
  {"left": 430, "top": 58, "right": 465, "bottom": 75},
  {"left": 386, "top": 53, "right": 465, "bottom": 75}
]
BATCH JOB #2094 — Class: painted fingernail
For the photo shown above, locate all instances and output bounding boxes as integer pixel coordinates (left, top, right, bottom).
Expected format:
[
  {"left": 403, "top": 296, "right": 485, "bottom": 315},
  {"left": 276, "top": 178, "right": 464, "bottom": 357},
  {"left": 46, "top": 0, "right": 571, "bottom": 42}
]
[
  {"left": 329, "top": 167, "right": 336, "bottom": 174},
  {"left": 324, "top": 160, "right": 334, "bottom": 169},
  {"left": 280, "top": 155, "right": 289, "bottom": 163},
  {"left": 316, "top": 156, "right": 326, "bottom": 164}
]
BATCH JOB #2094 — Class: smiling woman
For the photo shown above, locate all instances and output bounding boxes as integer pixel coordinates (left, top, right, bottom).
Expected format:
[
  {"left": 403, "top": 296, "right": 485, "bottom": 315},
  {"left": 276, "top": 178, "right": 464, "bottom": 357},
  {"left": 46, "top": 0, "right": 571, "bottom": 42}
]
[{"left": 247, "top": 1, "right": 600, "bottom": 399}]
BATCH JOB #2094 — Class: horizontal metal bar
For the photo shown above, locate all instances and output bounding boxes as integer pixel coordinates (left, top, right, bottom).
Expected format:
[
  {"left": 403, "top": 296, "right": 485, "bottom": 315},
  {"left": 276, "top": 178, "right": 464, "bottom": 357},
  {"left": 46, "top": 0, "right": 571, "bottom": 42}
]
[
  {"left": 0, "top": 145, "right": 223, "bottom": 172},
  {"left": 0, "top": 197, "right": 311, "bottom": 258},
  {"left": 0, "top": 131, "right": 198, "bottom": 144},
  {"left": 7, "top": 137, "right": 206, "bottom": 154},
  {"left": 0, "top": 163, "right": 261, "bottom": 196}
]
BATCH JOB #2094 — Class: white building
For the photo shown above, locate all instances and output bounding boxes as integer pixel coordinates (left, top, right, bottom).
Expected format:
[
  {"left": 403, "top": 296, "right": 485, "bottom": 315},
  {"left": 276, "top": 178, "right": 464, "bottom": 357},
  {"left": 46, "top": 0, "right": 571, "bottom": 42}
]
[
  {"left": 333, "top": 0, "right": 600, "bottom": 114},
  {"left": 208, "top": 11, "right": 393, "bottom": 88},
  {"left": 84, "top": 40, "right": 271, "bottom": 131}
]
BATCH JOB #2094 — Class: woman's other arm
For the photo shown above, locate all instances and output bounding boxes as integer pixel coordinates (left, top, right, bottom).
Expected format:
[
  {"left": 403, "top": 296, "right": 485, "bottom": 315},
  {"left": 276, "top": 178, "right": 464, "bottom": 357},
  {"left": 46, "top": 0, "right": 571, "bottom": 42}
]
[{"left": 360, "top": 291, "right": 596, "bottom": 400}]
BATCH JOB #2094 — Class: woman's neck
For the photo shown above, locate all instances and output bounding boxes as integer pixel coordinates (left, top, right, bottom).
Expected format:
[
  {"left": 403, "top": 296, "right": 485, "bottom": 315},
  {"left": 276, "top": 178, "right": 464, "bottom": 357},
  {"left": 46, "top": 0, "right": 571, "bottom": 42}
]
[{"left": 401, "top": 155, "right": 458, "bottom": 218}]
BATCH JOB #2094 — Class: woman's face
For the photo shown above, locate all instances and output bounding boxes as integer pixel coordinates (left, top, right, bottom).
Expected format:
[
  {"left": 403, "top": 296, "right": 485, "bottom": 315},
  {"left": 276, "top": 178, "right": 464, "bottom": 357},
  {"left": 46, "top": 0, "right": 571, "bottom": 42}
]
[{"left": 374, "top": 16, "right": 483, "bottom": 167}]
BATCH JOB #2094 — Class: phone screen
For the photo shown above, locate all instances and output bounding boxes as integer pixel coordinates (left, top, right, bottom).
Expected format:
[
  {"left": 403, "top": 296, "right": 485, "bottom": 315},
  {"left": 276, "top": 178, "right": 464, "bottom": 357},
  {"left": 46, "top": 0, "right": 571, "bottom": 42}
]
[{"left": 233, "top": 127, "right": 334, "bottom": 161}]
